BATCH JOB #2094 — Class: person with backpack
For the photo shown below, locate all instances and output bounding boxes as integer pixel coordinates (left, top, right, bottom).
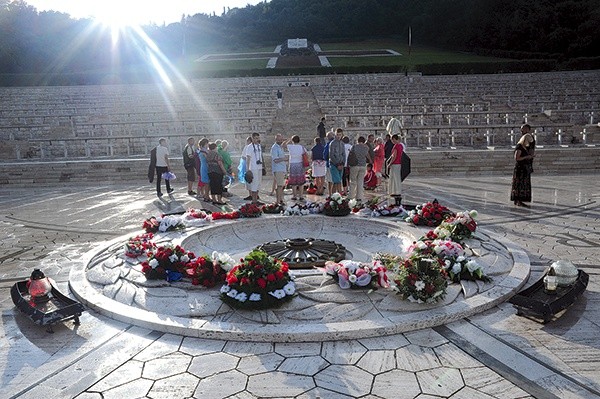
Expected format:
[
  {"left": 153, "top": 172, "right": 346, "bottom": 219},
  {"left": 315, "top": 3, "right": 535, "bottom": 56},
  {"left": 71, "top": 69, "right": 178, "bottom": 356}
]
[
  {"left": 183, "top": 137, "right": 197, "bottom": 196},
  {"left": 348, "top": 136, "right": 372, "bottom": 202}
]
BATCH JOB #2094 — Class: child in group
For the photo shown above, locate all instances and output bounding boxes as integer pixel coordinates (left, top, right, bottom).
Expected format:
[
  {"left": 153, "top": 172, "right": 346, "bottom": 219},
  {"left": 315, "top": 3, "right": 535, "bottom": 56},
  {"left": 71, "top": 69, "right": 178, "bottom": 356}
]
[{"left": 364, "top": 163, "right": 378, "bottom": 190}]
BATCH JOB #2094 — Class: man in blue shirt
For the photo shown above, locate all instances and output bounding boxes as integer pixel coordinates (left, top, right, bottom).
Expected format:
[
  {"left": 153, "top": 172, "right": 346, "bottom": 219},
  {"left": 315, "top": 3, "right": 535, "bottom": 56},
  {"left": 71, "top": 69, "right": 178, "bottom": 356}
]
[
  {"left": 271, "top": 134, "right": 288, "bottom": 204},
  {"left": 328, "top": 128, "right": 346, "bottom": 195}
]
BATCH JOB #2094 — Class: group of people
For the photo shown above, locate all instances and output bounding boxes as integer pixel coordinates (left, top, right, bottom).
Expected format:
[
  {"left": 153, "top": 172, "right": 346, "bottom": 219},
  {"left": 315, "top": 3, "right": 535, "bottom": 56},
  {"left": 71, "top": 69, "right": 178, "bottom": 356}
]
[
  {"left": 150, "top": 118, "right": 536, "bottom": 211},
  {"left": 150, "top": 124, "right": 408, "bottom": 207},
  {"left": 150, "top": 136, "right": 233, "bottom": 205},
  {"left": 269, "top": 126, "right": 407, "bottom": 205}
]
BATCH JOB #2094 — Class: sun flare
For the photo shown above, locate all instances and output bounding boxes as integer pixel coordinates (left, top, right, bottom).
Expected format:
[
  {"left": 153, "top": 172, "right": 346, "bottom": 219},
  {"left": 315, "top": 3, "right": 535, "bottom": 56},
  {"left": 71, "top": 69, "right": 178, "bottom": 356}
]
[{"left": 88, "top": 1, "right": 150, "bottom": 30}]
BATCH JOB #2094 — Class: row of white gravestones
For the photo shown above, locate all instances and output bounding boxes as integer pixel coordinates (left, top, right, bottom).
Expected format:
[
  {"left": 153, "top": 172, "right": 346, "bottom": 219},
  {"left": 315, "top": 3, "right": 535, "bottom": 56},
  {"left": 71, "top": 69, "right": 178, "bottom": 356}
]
[
  {"left": 398, "top": 127, "right": 595, "bottom": 149},
  {"left": 507, "top": 128, "right": 596, "bottom": 146}
]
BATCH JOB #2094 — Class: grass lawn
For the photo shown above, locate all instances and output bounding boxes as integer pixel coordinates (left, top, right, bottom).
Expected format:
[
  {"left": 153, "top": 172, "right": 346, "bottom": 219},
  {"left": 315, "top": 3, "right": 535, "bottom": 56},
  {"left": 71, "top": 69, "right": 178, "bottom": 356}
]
[
  {"left": 192, "top": 38, "right": 514, "bottom": 72},
  {"left": 195, "top": 59, "right": 268, "bottom": 71},
  {"left": 199, "top": 44, "right": 278, "bottom": 55},
  {"left": 323, "top": 39, "right": 511, "bottom": 67}
]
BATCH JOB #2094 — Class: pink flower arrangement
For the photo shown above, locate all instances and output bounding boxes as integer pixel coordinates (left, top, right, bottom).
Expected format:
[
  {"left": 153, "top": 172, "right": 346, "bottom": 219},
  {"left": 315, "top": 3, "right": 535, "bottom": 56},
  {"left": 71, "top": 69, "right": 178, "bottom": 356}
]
[
  {"left": 434, "top": 210, "right": 478, "bottom": 242},
  {"left": 318, "top": 260, "right": 389, "bottom": 290},
  {"left": 142, "top": 215, "right": 185, "bottom": 233}
]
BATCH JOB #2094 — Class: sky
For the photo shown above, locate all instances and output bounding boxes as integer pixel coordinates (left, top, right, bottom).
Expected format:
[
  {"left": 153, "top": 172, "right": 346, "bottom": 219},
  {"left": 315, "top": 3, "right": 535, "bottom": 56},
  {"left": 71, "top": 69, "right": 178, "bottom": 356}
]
[{"left": 25, "top": 0, "right": 264, "bottom": 26}]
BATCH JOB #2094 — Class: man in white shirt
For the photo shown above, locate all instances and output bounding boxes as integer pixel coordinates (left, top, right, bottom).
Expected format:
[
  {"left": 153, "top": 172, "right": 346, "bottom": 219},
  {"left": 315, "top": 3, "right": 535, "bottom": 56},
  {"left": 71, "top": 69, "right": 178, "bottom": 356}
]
[
  {"left": 155, "top": 137, "right": 173, "bottom": 197},
  {"left": 243, "top": 132, "right": 263, "bottom": 204}
]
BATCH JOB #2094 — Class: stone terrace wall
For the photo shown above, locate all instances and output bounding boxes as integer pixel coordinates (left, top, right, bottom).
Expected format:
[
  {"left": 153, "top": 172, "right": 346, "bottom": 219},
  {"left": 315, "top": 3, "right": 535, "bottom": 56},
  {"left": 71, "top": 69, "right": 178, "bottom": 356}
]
[{"left": 1, "top": 147, "right": 597, "bottom": 186}]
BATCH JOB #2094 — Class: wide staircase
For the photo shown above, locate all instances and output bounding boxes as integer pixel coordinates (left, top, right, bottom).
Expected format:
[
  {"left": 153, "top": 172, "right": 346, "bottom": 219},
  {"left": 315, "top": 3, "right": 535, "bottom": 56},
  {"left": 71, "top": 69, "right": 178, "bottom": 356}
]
[
  {"left": 266, "top": 85, "right": 323, "bottom": 148},
  {"left": 1, "top": 71, "right": 599, "bottom": 186}
]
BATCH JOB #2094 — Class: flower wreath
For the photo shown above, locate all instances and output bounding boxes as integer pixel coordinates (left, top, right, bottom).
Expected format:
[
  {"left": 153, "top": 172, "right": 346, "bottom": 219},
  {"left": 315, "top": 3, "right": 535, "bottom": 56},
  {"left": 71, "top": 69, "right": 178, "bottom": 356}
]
[
  {"left": 283, "top": 202, "right": 322, "bottom": 216},
  {"left": 143, "top": 215, "right": 186, "bottom": 233},
  {"left": 434, "top": 210, "right": 478, "bottom": 242},
  {"left": 405, "top": 199, "right": 454, "bottom": 227},
  {"left": 394, "top": 257, "right": 448, "bottom": 303},
  {"left": 408, "top": 238, "right": 465, "bottom": 260},
  {"left": 323, "top": 192, "right": 351, "bottom": 216},
  {"left": 318, "top": 260, "right": 389, "bottom": 290},
  {"left": 370, "top": 204, "right": 406, "bottom": 218},
  {"left": 442, "top": 255, "right": 489, "bottom": 283},
  {"left": 220, "top": 250, "right": 295, "bottom": 310},
  {"left": 409, "top": 232, "right": 490, "bottom": 283},
  {"left": 182, "top": 208, "right": 212, "bottom": 227},
  {"left": 184, "top": 255, "right": 227, "bottom": 287},
  {"left": 141, "top": 244, "right": 194, "bottom": 281},
  {"left": 211, "top": 210, "right": 240, "bottom": 220},
  {"left": 239, "top": 203, "right": 263, "bottom": 218},
  {"left": 124, "top": 233, "right": 155, "bottom": 258}
]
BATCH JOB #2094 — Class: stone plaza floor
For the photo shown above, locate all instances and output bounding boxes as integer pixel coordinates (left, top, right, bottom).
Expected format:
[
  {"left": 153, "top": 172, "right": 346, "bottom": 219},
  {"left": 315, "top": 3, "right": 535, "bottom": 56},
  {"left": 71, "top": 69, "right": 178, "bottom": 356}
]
[{"left": 1, "top": 174, "right": 599, "bottom": 399}]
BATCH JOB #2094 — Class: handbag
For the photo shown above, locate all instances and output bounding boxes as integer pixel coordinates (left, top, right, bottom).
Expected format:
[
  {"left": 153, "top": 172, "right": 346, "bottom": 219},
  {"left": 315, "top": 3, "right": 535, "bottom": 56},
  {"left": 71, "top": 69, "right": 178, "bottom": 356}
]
[
  {"left": 525, "top": 163, "right": 533, "bottom": 174},
  {"left": 161, "top": 171, "right": 176, "bottom": 181},
  {"left": 400, "top": 152, "right": 411, "bottom": 182},
  {"left": 245, "top": 170, "right": 254, "bottom": 183},
  {"left": 148, "top": 147, "right": 157, "bottom": 183},
  {"left": 302, "top": 151, "right": 310, "bottom": 168}
]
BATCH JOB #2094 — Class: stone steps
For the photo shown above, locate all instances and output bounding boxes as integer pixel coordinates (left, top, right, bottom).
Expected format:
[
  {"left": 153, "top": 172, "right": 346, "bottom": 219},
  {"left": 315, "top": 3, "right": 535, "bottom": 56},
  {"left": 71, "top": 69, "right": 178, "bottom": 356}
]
[{"left": 267, "top": 86, "right": 323, "bottom": 147}]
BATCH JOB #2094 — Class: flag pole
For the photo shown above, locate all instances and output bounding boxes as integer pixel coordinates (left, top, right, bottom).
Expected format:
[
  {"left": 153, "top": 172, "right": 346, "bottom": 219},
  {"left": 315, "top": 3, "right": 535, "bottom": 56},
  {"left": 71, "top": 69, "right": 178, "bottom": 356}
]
[{"left": 408, "top": 26, "right": 412, "bottom": 56}]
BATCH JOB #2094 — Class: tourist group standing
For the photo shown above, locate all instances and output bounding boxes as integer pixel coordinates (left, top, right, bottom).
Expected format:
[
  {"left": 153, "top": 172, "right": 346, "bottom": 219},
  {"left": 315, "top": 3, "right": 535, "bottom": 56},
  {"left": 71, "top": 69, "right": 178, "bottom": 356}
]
[
  {"left": 148, "top": 118, "right": 409, "bottom": 207},
  {"left": 259, "top": 122, "right": 408, "bottom": 206}
]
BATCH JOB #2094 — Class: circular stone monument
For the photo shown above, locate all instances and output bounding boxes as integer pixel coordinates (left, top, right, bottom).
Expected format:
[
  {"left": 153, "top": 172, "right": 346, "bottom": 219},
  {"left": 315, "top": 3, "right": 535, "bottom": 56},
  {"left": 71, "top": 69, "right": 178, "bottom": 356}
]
[{"left": 70, "top": 215, "right": 530, "bottom": 342}]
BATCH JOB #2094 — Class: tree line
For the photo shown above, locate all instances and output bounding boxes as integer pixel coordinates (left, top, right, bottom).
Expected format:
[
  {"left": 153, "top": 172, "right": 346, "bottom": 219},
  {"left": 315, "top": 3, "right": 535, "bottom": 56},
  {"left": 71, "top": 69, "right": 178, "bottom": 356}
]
[{"left": 1, "top": 0, "right": 598, "bottom": 76}]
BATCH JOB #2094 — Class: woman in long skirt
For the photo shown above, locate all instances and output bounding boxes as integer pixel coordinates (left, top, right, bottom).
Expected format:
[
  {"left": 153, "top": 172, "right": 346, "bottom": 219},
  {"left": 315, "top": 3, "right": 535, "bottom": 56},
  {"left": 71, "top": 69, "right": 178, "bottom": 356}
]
[
  {"left": 510, "top": 128, "right": 536, "bottom": 207},
  {"left": 197, "top": 138, "right": 210, "bottom": 202},
  {"left": 387, "top": 134, "right": 405, "bottom": 205}
]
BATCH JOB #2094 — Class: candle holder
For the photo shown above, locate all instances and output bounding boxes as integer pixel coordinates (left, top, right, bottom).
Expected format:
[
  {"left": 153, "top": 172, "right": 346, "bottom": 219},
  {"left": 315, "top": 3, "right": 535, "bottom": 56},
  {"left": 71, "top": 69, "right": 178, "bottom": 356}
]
[{"left": 543, "top": 275, "right": 558, "bottom": 295}]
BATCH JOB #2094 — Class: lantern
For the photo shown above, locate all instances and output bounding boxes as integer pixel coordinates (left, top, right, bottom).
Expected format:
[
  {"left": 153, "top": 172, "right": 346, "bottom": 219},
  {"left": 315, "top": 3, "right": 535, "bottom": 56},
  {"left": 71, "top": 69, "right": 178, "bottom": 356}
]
[{"left": 27, "top": 269, "right": 52, "bottom": 301}]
